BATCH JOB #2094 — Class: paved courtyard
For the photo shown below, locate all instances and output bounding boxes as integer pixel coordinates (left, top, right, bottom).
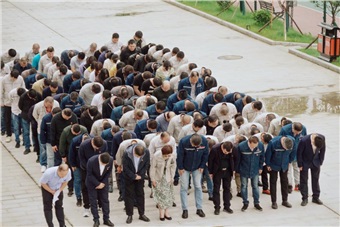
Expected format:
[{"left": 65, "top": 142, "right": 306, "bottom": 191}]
[{"left": 1, "top": 0, "right": 339, "bottom": 226}]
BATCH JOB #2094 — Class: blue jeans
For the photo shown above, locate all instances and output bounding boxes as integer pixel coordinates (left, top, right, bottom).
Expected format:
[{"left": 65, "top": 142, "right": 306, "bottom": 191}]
[
  {"left": 22, "top": 119, "right": 31, "bottom": 149},
  {"left": 73, "top": 167, "right": 82, "bottom": 199},
  {"left": 202, "top": 166, "right": 213, "bottom": 197},
  {"left": 241, "top": 175, "right": 260, "bottom": 205},
  {"left": 180, "top": 169, "right": 203, "bottom": 210},
  {"left": 1, "top": 106, "right": 5, "bottom": 133},
  {"left": 46, "top": 143, "right": 54, "bottom": 168},
  {"left": 38, "top": 134, "right": 47, "bottom": 166},
  {"left": 11, "top": 113, "right": 22, "bottom": 143}
]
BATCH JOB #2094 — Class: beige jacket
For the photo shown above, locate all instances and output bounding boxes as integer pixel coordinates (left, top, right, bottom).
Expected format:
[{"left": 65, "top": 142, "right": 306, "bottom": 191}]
[{"left": 150, "top": 153, "right": 176, "bottom": 183}]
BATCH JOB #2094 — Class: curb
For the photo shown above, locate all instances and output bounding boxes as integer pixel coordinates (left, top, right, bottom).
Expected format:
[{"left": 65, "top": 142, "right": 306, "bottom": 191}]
[
  {"left": 288, "top": 48, "right": 340, "bottom": 74},
  {"left": 164, "top": 0, "right": 317, "bottom": 47}
]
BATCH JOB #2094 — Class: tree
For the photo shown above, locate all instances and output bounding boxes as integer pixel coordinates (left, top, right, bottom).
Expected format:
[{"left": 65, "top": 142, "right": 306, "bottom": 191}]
[{"left": 311, "top": 0, "right": 340, "bottom": 25}]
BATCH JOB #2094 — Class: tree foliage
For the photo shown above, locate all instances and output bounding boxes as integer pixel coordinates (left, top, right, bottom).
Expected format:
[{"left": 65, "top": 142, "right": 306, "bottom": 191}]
[{"left": 311, "top": 0, "right": 340, "bottom": 25}]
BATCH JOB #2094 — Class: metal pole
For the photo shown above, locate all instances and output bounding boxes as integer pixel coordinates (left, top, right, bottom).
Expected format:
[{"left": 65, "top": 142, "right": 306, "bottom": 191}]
[
  {"left": 254, "top": 0, "right": 257, "bottom": 11},
  {"left": 240, "top": 0, "right": 245, "bottom": 15},
  {"left": 285, "top": 2, "right": 289, "bottom": 32},
  {"left": 323, "top": 1, "right": 326, "bottom": 23}
]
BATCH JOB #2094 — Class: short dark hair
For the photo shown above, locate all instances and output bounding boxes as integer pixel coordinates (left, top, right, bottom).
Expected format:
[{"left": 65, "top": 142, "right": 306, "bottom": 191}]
[
  {"left": 50, "top": 81, "right": 58, "bottom": 88},
  {"left": 72, "top": 71, "right": 81, "bottom": 80},
  {"left": 214, "top": 93, "right": 224, "bottom": 103},
  {"left": 134, "top": 144, "right": 145, "bottom": 156},
  {"left": 248, "top": 136, "right": 259, "bottom": 144},
  {"left": 147, "top": 119, "right": 158, "bottom": 130},
  {"left": 91, "top": 84, "right": 101, "bottom": 94},
  {"left": 52, "top": 107, "right": 62, "bottom": 115},
  {"left": 46, "top": 46, "right": 54, "bottom": 52},
  {"left": 253, "top": 101, "right": 263, "bottom": 111},
  {"left": 135, "top": 30, "right": 143, "bottom": 39},
  {"left": 178, "top": 89, "right": 188, "bottom": 100},
  {"left": 314, "top": 135, "right": 325, "bottom": 149},
  {"left": 17, "top": 88, "right": 26, "bottom": 97},
  {"left": 208, "top": 114, "right": 218, "bottom": 123},
  {"left": 172, "top": 47, "right": 180, "bottom": 54},
  {"left": 161, "top": 145, "right": 173, "bottom": 155},
  {"left": 102, "top": 90, "right": 112, "bottom": 99},
  {"left": 244, "top": 95, "right": 253, "bottom": 104},
  {"left": 93, "top": 136, "right": 104, "bottom": 148},
  {"left": 100, "top": 152, "right": 111, "bottom": 164},
  {"left": 155, "top": 101, "right": 166, "bottom": 111},
  {"left": 293, "top": 122, "right": 303, "bottom": 132},
  {"left": 10, "top": 69, "right": 20, "bottom": 78},
  {"left": 222, "top": 122, "right": 233, "bottom": 132},
  {"left": 222, "top": 141, "right": 233, "bottom": 151},
  {"left": 122, "top": 130, "right": 132, "bottom": 140},
  {"left": 59, "top": 65, "right": 68, "bottom": 75},
  {"left": 28, "top": 89, "right": 37, "bottom": 99},
  {"left": 62, "top": 108, "right": 72, "bottom": 117},
  {"left": 88, "top": 106, "right": 98, "bottom": 116},
  {"left": 128, "top": 39, "right": 136, "bottom": 45},
  {"left": 70, "top": 92, "right": 79, "bottom": 102},
  {"left": 263, "top": 134, "right": 273, "bottom": 143},
  {"left": 72, "top": 124, "right": 81, "bottom": 134},
  {"left": 190, "top": 134, "right": 202, "bottom": 147},
  {"left": 111, "top": 125, "right": 120, "bottom": 134},
  {"left": 78, "top": 52, "right": 85, "bottom": 60},
  {"left": 8, "top": 49, "right": 17, "bottom": 57},
  {"left": 283, "top": 137, "right": 294, "bottom": 150},
  {"left": 180, "top": 72, "right": 189, "bottom": 80},
  {"left": 177, "top": 51, "right": 185, "bottom": 59},
  {"left": 113, "top": 97, "right": 124, "bottom": 107},
  {"left": 112, "top": 33, "right": 119, "bottom": 39},
  {"left": 193, "top": 119, "right": 204, "bottom": 128}
]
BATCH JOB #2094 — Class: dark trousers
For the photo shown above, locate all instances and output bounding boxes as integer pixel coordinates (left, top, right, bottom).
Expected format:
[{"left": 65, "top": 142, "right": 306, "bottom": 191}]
[
  {"left": 80, "top": 168, "right": 90, "bottom": 209},
  {"left": 269, "top": 169, "right": 288, "bottom": 203},
  {"left": 261, "top": 165, "right": 269, "bottom": 190},
  {"left": 4, "top": 106, "right": 12, "bottom": 136},
  {"left": 124, "top": 178, "right": 145, "bottom": 216},
  {"left": 31, "top": 122, "right": 39, "bottom": 154},
  {"left": 119, "top": 172, "right": 125, "bottom": 199},
  {"left": 41, "top": 187, "right": 65, "bottom": 227},
  {"left": 300, "top": 165, "right": 320, "bottom": 200},
  {"left": 65, "top": 161, "right": 74, "bottom": 191},
  {"left": 87, "top": 186, "right": 110, "bottom": 221},
  {"left": 212, "top": 170, "right": 232, "bottom": 210}
]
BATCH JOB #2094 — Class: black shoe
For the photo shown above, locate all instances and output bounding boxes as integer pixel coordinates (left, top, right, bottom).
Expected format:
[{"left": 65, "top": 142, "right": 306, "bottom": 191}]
[
  {"left": 1, "top": 131, "right": 5, "bottom": 136},
  {"left": 312, "top": 198, "right": 323, "bottom": 205},
  {"left": 196, "top": 209, "right": 205, "bottom": 217},
  {"left": 164, "top": 215, "right": 172, "bottom": 220},
  {"left": 68, "top": 190, "right": 74, "bottom": 197},
  {"left": 223, "top": 207, "right": 233, "bottom": 214},
  {"left": 139, "top": 214, "right": 150, "bottom": 222},
  {"left": 118, "top": 195, "right": 123, "bottom": 202},
  {"left": 301, "top": 199, "right": 308, "bottom": 206},
  {"left": 282, "top": 201, "right": 292, "bottom": 208},
  {"left": 174, "top": 179, "right": 179, "bottom": 186},
  {"left": 76, "top": 198, "right": 82, "bottom": 207},
  {"left": 126, "top": 216, "right": 132, "bottom": 224},
  {"left": 23, "top": 149, "right": 31, "bottom": 155},
  {"left": 172, "top": 202, "right": 176, "bottom": 207},
  {"left": 15, "top": 142, "right": 20, "bottom": 148},
  {"left": 93, "top": 219, "right": 100, "bottom": 227},
  {"left": 236, "top": 192, "right": 242, "bottom": 197},
  {"left": 160, "top": 217, "right": 165, "bottom": 221},
  {"left": 182, "top": 210, "right": 188, "bottom": 219},
  {"left": 109, "top": 185, "right": 113, "bottom": 193},
  {"left": 271, "top": 202, "right": 278, "bottom": 209},
  {"left": 241, "top": 204, "right": 248, "bottom": 211},
  {"left": 288, "top": 185, "right": 293, "bottom": 194},
  {"left": 254, "top": 204, "right": 263, "bottom": 211},
  {"left": 103, "top": 219, "right": 114, "bottom": 226},
  {"left": 208, "top": 196, "right": 213, "bottom": 201},
  {"left": 214, "top": 208, "right": 220, "bottom": 215}
]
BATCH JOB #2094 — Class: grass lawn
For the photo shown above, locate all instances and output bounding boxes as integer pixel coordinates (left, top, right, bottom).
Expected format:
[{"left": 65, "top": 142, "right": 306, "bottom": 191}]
[
  {"left": 299, "top": 48, "right": 340, "bottom": 67},
  {"left": 179, "top": 1, "right": 315, "bottom": 43}
]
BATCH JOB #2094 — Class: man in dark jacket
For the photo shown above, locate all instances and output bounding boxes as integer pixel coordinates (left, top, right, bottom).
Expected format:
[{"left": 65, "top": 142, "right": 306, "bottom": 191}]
[
  {"left": 86, "top": 153, "right": 114, "bottom": 227},
  {"left": 208, "top": 141, "right": 237, "bottom": 215},
  {"left": 122, "top": 144, "right": 150, "bottom": 224},
  {"left": 80, "top": 106, "right": 102, "bottom": 133},
  {"left": 265, "top": 136, "right": 295, "bottom": 209},
  {"left": 177, "top": 134, "right": 209, "bottom": 219},
  {"left": 237, "top": 136, "right": 264, "bottom": 212}
]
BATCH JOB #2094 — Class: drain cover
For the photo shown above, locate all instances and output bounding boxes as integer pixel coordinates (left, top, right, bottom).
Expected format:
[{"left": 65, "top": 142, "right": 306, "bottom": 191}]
[{"left": 217, "top": 55, "right": 243, "bottom": 60}]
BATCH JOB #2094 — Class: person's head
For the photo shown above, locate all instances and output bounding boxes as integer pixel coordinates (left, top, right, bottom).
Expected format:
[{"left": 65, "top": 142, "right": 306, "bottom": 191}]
[
  {"left": 88, "top": 106, "right": 99, "bottom": 116},
  {"left": 10, "top": 70, "right": 20, "bottom": 81},
  {"left": 171, "top": 47, "right": 180, "bottom": 56},
  {"left": 190, "top": 134, "right": 202, "bottom": 147},
  {"left": 152, "top": 77, "right": 162, "bottom": 87},
  {"left": 61, "top": 108, "right": 73, "bottom": 120},
  {"left": 181, "top": 114, "right": 192, "bottom": 126},
  {"left": 165, "top": 111, "right": 175, "bottom": 122},
  {"left": 102, "top": 90, "right": 111, "bottom": 100},
  {"left": 68, "top": 50, "right": 76, "bottom": 59},
  {"left": 281, "top": 137, "right": 293, "bottom": 150},
  {"left": 18, "top": 57, "right": 28, "bottom": 68},
  {"left": 213, "top": 93, "right": 224, "bottom": 103},
  {"left": 77, "top": 52, "right": 85, "bottom": 60},
  {"left": 111, "top": 125, "right": 120, "bottom": 136},
  {"left": 184, "top": 100, "right": 195, "bottom": 112},
  {"left": 51, "top": 56, "right": 59, "bottom": 64},
  {"left": 100, "top": 46, "right": 108, "bottom": 53},
  {"left": 250, "top": 127, "right": 260, "bottom": 135},
  {"left": 43, "top": 97, "right": 54, "bottom": 112},
  {"left": 176, "top": 51, "right": 185, "bottom": 61},
  {"left": 235, "top": 115, "right": 245, "bottom": 127},
  {"left": 52, "top": 107, "right": 62, "bottom": 116},
  {"left": 243, "top": 95, "right": 253, "bottom": 105},
  {"left": 16, "top": 87, "right": 26, "bottom": 97},
  {"left": 313, "top": 135, "right": 325, "bottom": 149},
  {"left": 71, "top": 71, "right": 81, "bottom": 81},
  {"left": 222, "top": 122, "right": 233, "bottom": 133},
  {"left": 134, "top": 30, "right": 143, "bottom": 40},
  {"left": 69, "top": 92, "right": 79, "bottom": 102},
  {"left": 32, "top": 43, "right": 40, "bottom": 54},
  {"left": 162, "top": 60, "right": 172, "bottom": 71},
  {"left": 147, "top": 119, "right": 158, "bottom": 131},
  {"left": 220, "top": 103, "right": 229, "bottom": 117},
  {"left": 71, "top": 124, "right": 81, "bottom": 135},
  {"left": 218, "top": 86, "right": 228, "bottom": 96},
  {"left": 292, "top": 122, "right": 303, "bottom": 136},
  {"left": 248, "top": 136, "right": 259, "bottom": 150},
  {"left": 91, "top": 136, "right": 104, "bottom": 151},
  {"left": 155, "top": 101, "right": 166, "bottom": 113},
  {"left": 89, "top": 43, "right": 97, "bottom": 52},
  {"left": 112, "top": 32, "right": 120, "bottom": 43},
  {"left": 134, "top": 109, "right": 144, "bottom": 121},
  {"left": 49, "top": 81, "right": 59, "bottom": 93},
  {"left": 161, "top": 80, "right": 171, "bottom": 92},
  {"left": 27, "top": 89, "right": 37, "bottom": 100},
  {"left": 8, "top": 48, "right": 17, "bottom": 57},
  {"left": 207, "top": 115, "right": 219, "bottom": 128},
  {"left": 204, "top": 76, "right": 215, "bottom": 90},
  {"left": 46, "top": 46, "right": 55, "bottom": 58},
  {"left": 192, "top": 119, "right": 204, "bottom": 132},
  {"left": 142, "top": 71, "right": 152, "bottom": 80},
  {"left": 122, "top": 130, "right": 132, "bottom": 141},
  {"left": 252, "top": 101, "right": 263, "bottom": 111},
  {"left": 59, "top": 64, "right": 68, "bottom": 75},
  {"left": 127, "top": 39, "right": 136, "bottom": 51},
  {"left": 57, "top": 163, "right": 69, "bottom": 178},
  {"left": 262, "top": 133, "right": 273, "bottom": 144},
  {"left": 91, "top": 84, "right": 101, "bottom": 94},
  {"left": 102, "top": 121, "right": 112, "bottom": 130},
  {"left": 160, "top": 131, "right": 171, "bottom": 144},
  {"left": 134, "top": 144, "right": 145, "bottom": 157},
  {"left": 177, "top": 89, "right": 188, "bottom": 100},
  {"left": 99, "top": 152, "right": 111, "bottom": 165},
  {"left": 266, "top": 113, "right": 276, "bottom": 123},
  {"left": 122, "top": 105, "right": 134, "bottom": 114},
  {"left": 180, "top": 72, "right": 189, "bottom": 80},
  {"left": 282, "top": 119, "right": 292, "bottom": 126},
  {"left": 221, "top": 141, "right": 233, "bottom": 154},
  {"left": 189, "top": 71, "right": 199, "bottom": 84},
  {"left": 161, "top": 144, "right": 173, "bottom": 159}
]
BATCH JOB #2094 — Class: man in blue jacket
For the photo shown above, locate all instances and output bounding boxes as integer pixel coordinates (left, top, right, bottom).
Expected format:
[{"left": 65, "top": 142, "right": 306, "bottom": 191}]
[
  {"left": 177, "top": 134, "right": 209, "bottom": 219},
  {"left": 60, "top": 92, "right": 85, "bottom": 116},
  {"left": 237, "top": 136, "right": 264, "bottom": 211},
  {"left": 166, "top": 89, "right": 190, "bottom": 111},
  {"left": 134, "top": 119, "right": 160, "bottom": 140},
  {"left": 265, "top": 136, "right": 295, "bottom": 209},
  {"left": 178, "top": 71, "right": 204, "bottom": 99},
  {"left": 201, "top": 92, "right": 224, "bottom": 115}
]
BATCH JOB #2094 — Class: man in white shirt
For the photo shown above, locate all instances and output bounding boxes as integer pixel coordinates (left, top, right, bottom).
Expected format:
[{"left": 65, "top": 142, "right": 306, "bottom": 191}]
[
  {"left": 178, "top": 119, "right": 207, "bottom": 141},
  {"left": 38, "top": 46, "right": 54, "bottom": 73},
  {"left": 105, "top": 33, "right": 123, "bottom": 54},
  {"left": 167, "top": 114, "right": 193, "bottom": 144},
  {"left": 70, "top": 52, "right": 86, "bottom": 73},
  {"left": 210, "top": 102, "right": 237, "bottom": 124},
  {"left": 242, "top": 101, "right": 266, "bottom": 122}
]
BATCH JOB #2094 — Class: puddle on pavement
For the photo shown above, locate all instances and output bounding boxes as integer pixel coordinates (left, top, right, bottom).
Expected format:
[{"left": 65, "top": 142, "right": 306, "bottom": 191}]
[
  {"left": 256, "top": 92, "right": 340, "bottom": 117},
  {"left": 115, "top": 11, "right": 153, "bottom": 16}
]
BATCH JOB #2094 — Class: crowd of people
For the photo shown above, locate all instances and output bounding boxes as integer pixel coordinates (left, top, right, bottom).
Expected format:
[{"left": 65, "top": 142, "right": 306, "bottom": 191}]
[{"left": 1, "top": 30, "right": 326, "bottom": 227}]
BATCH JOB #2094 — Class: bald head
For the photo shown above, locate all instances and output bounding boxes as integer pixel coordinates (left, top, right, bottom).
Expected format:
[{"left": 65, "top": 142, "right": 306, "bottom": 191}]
[{"left": 181, "top": 115, "right": 192, "bottom": 126}]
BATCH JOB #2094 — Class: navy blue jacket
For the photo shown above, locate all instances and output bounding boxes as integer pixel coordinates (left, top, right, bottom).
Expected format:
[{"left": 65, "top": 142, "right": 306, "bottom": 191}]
[
  {"left": 145, "top": 104, "right": 167, "bottom": 120},
  {"left": 279, "top": 123, "right": 307, "bottom": 160},
  {"left": 265, "top": 136, "right": 296, "bottom": 172},
  {"left": 134, "top": 119, "right": 161, "bottom": 140},
  {"left": 62, "top": 73, "right": 76, "bottom": 93},
  {"left": 111, "top": 130, "right": 137, "bottom": 160},
  {"left": 24, "top": 73, "right": 47, "bottom": 89},
  {"left": 60, "top": 95, "right": 84, "bottom": 115},
  {"left": 40, "top": 113, "right": 53, "bottom": 144},
  {"left": 101, "top": 128, "right": 116, "bottom": 156},
  {"left": 177, "top": 135, "right": 209, "bottom": 171},
  {"left": 234, "top": 97, "right": 255, "bottom": 113},
  {"left": 201, "top": 93, "right": 224, "bottom": 115},
  {"left": 122, "top": 144, "right": 150, "bottom": 181},
  {"left": 187, "top": 110, "right": 208, "bottom": 119},
  {"left": 224, "top": 92, "right": 245, "bottom": 104},
  {"left": 236, "top": 140, "right": 265, "bottom": 178},
  {"left": 178, "top": 77, "right": 204, "bottom": 97},
  {"left": 42, "top": 86, "right": 63, "bottom": 99},
  {"left": 68, "top": 79, "right": 83, "bottom": 93},
  {"left": 166, "top": 93, "right": 192, "bottom": 111},
  {"left": 69, "top": 133, "right": 93, "bottom": 168},
  {"left": 110, "top": 106, "right": 124, "bottom": 125},
  {"left": 297, "top": 134, "right": 325, "bottom": 169},
  {"left": 125, "top": 73, "right": 134, "bottom": 87},
  {"left": 78, "top": 139, "right": 108, "bottom": 170},
  {"left": 86, "top": 154, "right": 113, "bottom": 189},
  {"left": 173, "top": 99, "right": 198, "bottom": 115}
]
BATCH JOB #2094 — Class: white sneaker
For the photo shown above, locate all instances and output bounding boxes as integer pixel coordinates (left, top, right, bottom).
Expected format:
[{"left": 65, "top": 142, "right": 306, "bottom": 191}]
[
  {"left": 41, "top": 166, "right": 47, "bottom": 173},
  {"left": 83, "top": 208, "right": 90, "bottom": 217},
  {"left": 5, "top": 136, "right": 11, "bottom": 143}
]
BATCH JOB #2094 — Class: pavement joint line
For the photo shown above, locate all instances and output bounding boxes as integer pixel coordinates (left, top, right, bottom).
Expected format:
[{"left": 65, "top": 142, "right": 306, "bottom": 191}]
[
  {"left": 1, "top": 141, "right": 74, "bottom": 227},
  {"left": 5, "top": 1, "right": 83, "bottom": 50}
]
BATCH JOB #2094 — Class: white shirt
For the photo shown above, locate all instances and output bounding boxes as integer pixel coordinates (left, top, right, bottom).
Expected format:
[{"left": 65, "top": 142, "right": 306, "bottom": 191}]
[
  {"left": 178, "top": 124, "right": 206, "bottom": 142},
  {"left": 148, "top": 135, "right": 177, "bottom": 160},
  {"left": 242, "top": 103, "right": 266, "bottom": 122},
  {"left": 213, "top": 125, "right": 235, "bottom": 142},
  {"left": 210, "top": 102, "right": 238, "bottom": 124},
  {"left": 9, "top": 88, "right": 26, "bottom": 115},
  {"left": 133, "top": 155, "right": 140, "bottom": 172},
  {"left": 195, "top": 91, "right": 208, "bottom": 109},
  {"left": 91, "top": 92, "right": 105, "bottom": 114},
  {"left": 169, "top": 75, "right": 180, "bottom": 93},
  {"left": 99, "top": 158, "right": 105, "bottom": 176},
  {"left": 70, "top": 56, "right": 85, "bottom": 72}
]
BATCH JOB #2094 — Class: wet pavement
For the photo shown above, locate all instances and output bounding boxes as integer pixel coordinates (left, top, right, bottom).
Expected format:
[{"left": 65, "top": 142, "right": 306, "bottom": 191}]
[{"left": 1, "top": 0, "right": 339, "bottom": 226}]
